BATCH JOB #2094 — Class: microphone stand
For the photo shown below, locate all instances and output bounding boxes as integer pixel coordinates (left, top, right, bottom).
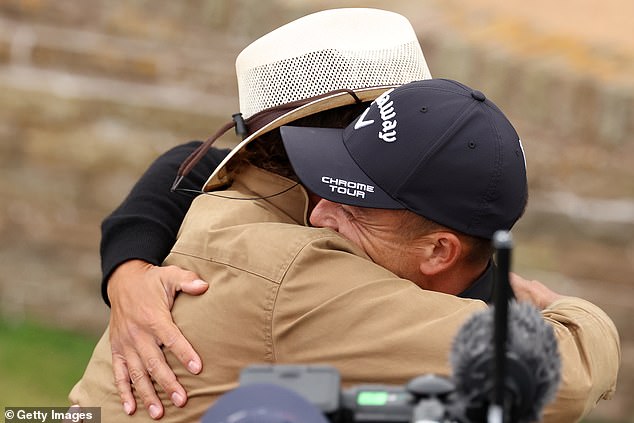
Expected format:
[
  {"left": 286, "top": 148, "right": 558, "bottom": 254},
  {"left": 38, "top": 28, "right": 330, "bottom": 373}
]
[{"left": 489, "top": 230, "right": 513, "bottom": 423}]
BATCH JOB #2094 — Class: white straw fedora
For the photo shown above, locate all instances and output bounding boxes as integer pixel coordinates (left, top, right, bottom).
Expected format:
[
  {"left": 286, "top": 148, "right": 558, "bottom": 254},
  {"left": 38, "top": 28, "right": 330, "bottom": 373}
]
[{"left": 173, "top": 8, "right": 432, "bottom": 191}]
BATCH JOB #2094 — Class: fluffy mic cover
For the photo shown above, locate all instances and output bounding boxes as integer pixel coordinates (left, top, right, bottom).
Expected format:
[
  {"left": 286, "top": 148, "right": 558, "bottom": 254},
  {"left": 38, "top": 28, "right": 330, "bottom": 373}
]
[{"left": 450, "top": 301, "right": 561, "bottom": 423}]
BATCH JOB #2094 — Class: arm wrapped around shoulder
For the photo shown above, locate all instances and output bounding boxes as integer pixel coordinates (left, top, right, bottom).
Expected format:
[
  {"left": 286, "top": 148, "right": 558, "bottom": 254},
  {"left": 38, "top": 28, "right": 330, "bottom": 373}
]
[{"left": 540, "top": 297, "right": 621, "bottom": 422}]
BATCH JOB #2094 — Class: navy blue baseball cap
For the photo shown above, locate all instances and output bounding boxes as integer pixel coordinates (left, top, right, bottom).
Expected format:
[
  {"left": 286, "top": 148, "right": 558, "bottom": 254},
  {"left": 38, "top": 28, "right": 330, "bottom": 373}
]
[
  {"left": 280, "top": 78, "right": 528, "bottom": 239},
  {"left": 201, "top": 383, "right": 329, "bottom": 423}
]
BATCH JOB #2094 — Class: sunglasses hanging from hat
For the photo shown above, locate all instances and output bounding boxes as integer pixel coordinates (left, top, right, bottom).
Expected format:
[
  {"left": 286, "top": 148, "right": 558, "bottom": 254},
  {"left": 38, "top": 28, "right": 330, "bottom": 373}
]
[{"left": 170, "top": 89, "right": 363, "bottom": 193}]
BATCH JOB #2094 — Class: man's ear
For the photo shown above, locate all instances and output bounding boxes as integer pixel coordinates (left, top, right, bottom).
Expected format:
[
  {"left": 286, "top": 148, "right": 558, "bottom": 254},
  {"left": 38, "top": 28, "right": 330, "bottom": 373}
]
[{"left": 417, "top": 232, "right": 462, "bottom": 276}]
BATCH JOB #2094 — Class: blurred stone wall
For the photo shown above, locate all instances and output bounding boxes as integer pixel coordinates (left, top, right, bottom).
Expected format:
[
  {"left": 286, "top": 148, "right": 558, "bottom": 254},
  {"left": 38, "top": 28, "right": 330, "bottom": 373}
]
[
  {"left": 0, "top": 0, "right": 631, "bottom": 421},
  {"left": 0, "top": 0, "right": 301, "bottom": 332}
]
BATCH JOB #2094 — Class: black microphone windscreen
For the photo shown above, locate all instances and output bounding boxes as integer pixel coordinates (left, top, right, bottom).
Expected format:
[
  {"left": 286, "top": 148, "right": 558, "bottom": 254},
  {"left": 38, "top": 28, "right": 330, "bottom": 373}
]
[{"left": 450, "top": 301, "right": 561, "bottom": 423}]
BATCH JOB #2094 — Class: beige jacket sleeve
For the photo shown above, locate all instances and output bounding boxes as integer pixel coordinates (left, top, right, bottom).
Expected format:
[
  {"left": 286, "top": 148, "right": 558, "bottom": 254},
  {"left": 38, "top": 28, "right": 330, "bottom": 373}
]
[
  {"left": 541, "top": 297, "right": 621, "bottom": 423},
  {"left": 273, "top": 234, "right": 621, "bottom": 423}
]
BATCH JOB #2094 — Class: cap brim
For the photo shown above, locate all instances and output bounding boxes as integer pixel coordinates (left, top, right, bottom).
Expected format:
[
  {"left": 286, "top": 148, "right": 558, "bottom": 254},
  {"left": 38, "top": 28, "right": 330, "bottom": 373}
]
[
  {"left": 203, "top": 86, "right": 397, "bottom": 191},
  {"left": 280, "top": 126, "right": 404, "bottom": 209},
  {"left": 201, "top": 383, "right": 329, "bottom": 423}
]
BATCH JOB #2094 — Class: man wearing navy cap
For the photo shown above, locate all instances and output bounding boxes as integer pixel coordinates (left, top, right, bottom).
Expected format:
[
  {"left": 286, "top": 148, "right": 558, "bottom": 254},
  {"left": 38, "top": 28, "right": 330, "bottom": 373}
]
[
  {"left": 282, "top": 79, "right": 527, "bottom": 239},
  {"left": 280, "top": 79, "right": 528, "bottom": 298},
  {"left": 71, "top": 78, "right": 620, "bottom": 423}
]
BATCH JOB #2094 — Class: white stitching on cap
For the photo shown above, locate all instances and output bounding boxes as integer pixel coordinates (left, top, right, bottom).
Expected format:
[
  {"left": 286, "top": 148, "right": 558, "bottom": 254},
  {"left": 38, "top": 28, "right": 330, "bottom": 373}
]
[
  {"left": 354, "top": 107, "right": 374, "bottom": 130},
  {"left": 321, "top": 176, "right": 375, "bottom": 199},
  {"left": 375, "top": 89, "right": 397, "bottom": 143}
]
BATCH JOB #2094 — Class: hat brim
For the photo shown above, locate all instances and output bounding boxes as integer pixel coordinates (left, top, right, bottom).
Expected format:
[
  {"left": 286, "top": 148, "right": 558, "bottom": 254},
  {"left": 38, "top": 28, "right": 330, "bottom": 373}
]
[
  {"left": 203, "top": 86, "right": 397, "bottom": 191},
  {"left": 280, "top": 125, "right": 404, "bottom": 209}
]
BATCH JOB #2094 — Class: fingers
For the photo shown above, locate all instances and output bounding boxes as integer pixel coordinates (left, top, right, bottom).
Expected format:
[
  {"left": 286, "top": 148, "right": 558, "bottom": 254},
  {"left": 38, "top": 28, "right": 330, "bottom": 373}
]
[
  {"left": 112, "top": 339, "right": 189, "bottom": 420},
  {"left": 106, "top": 261, "right": 207, "bottom": 419},
  {"left": 509, "top": 272, "right": 564, "bottom": 310},
  {"left": 110, "top": 314, "right": 196, "bottom": 418},
  {"left": 179, "top": 278, "right": 209, "bottom": 296},
  {"left": 111, "top": 333, "right": 166, "bottom": 419},
  {"left": 112, "top": 333, "right": 168, "bottom": 419},
  {"left": 112, "top": 353, "right": 136, "bottom": 416},
  {"left": 141, "top": 345, "right": 188, "bottom": 409},
  {"left": 112, "top": 323, "right": 192, "bottom": 415},
  {"left": 127, "top": 352, "right": 164, "bottom": 420},
  {"left": 151, "top": 265, "right": 204, "bottom": 375},
  {"left": 160, "top": 266, "right": 208, "bottom": 300},
  {"left": 159, "top": 321, "right": 203, "bottom": 375},
  {"left": 509, "top": 272, "right": 538, "bottom": 305}
]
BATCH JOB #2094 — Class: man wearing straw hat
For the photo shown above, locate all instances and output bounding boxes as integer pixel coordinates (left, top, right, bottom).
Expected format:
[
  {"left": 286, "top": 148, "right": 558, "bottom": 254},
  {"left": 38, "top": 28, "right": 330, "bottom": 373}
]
[{"left": 76, "top": 8, "right": 620, "bottom": 423}]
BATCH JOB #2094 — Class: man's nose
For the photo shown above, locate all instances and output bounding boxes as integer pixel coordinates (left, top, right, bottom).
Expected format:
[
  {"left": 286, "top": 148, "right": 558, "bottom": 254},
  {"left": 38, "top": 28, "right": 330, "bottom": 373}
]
[{"left": 309, "top": 199, "right": 339, "bottom": 231}]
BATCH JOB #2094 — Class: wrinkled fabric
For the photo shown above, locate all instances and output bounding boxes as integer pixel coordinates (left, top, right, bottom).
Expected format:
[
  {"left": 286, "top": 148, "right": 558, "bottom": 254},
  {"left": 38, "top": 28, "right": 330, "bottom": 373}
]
[{"left": 70, "top": 165, "right": 620, "bottom": 423}]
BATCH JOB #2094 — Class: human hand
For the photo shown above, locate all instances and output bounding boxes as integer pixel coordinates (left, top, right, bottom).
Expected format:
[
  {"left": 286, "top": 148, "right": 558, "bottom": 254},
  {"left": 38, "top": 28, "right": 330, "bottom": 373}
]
[
  {"left": 509, "top": 272, "right": 564, "bottom": 310},
  {"left": 106, "top": 260, "right": 209, "bottom": 419}
]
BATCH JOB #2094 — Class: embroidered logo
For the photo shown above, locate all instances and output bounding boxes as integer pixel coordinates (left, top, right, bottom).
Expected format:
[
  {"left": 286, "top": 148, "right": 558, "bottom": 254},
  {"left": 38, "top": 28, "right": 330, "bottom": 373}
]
[
  {"left": 321, "top": 176, "right": 374, "bottom": 199},
  {"left": 353, "top": 88, "right": 397, "bottom": 142},
  {"left": 375, "top": 89, "right": 398, "bottom": 143},
  {"left": 354, "top": 107, "right": 374, "bottom": 130}
]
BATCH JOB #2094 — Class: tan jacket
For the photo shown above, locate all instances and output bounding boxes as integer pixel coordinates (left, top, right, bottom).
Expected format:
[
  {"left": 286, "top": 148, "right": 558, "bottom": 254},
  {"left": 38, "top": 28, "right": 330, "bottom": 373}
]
[{"left": 70, "top": 165, "right": 620, "bottom": 423}]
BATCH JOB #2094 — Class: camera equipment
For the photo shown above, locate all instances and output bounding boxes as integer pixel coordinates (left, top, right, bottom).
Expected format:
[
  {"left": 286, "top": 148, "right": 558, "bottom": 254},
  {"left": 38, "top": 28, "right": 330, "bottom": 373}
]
[{"left": 238, "top": 364, "right": 458, "bottom": 422}]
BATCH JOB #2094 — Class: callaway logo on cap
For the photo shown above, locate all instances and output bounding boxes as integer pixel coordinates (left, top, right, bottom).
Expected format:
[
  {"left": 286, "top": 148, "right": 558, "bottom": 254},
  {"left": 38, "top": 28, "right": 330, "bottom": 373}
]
[
  {"left": 353, "top": 88, "right": 398, "bottom": 143},
  {"left": 280, "top": 78, "right": 528, "bottom": 239}
]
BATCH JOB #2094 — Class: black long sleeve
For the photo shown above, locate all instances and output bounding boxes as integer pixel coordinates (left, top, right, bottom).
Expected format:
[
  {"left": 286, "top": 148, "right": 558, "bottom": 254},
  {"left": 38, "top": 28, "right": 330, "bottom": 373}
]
[{"left": 99, "top": 141, "right": 230, "bottom": 306}]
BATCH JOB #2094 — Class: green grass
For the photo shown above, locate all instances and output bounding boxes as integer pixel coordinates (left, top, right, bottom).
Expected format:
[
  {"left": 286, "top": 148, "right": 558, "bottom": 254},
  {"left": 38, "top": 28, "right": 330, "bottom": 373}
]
[{"left": 0, "top": 317, "right": 98, "bottom": 408}]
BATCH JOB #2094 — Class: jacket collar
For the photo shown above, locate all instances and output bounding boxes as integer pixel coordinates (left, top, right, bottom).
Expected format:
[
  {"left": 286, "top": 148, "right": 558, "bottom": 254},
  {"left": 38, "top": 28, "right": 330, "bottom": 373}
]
[
  {"left": 458, "top": 260, "right": 495, "bottom": 303},
  {"left": 231, "top": 164, "right": 310, "bottom": 225}
]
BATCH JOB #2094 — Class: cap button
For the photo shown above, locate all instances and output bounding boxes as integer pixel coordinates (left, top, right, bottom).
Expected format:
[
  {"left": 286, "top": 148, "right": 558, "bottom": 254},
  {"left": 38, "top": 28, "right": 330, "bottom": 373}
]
[{"left": 471, "top": 90, "right": 486, "bottom": 101}]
